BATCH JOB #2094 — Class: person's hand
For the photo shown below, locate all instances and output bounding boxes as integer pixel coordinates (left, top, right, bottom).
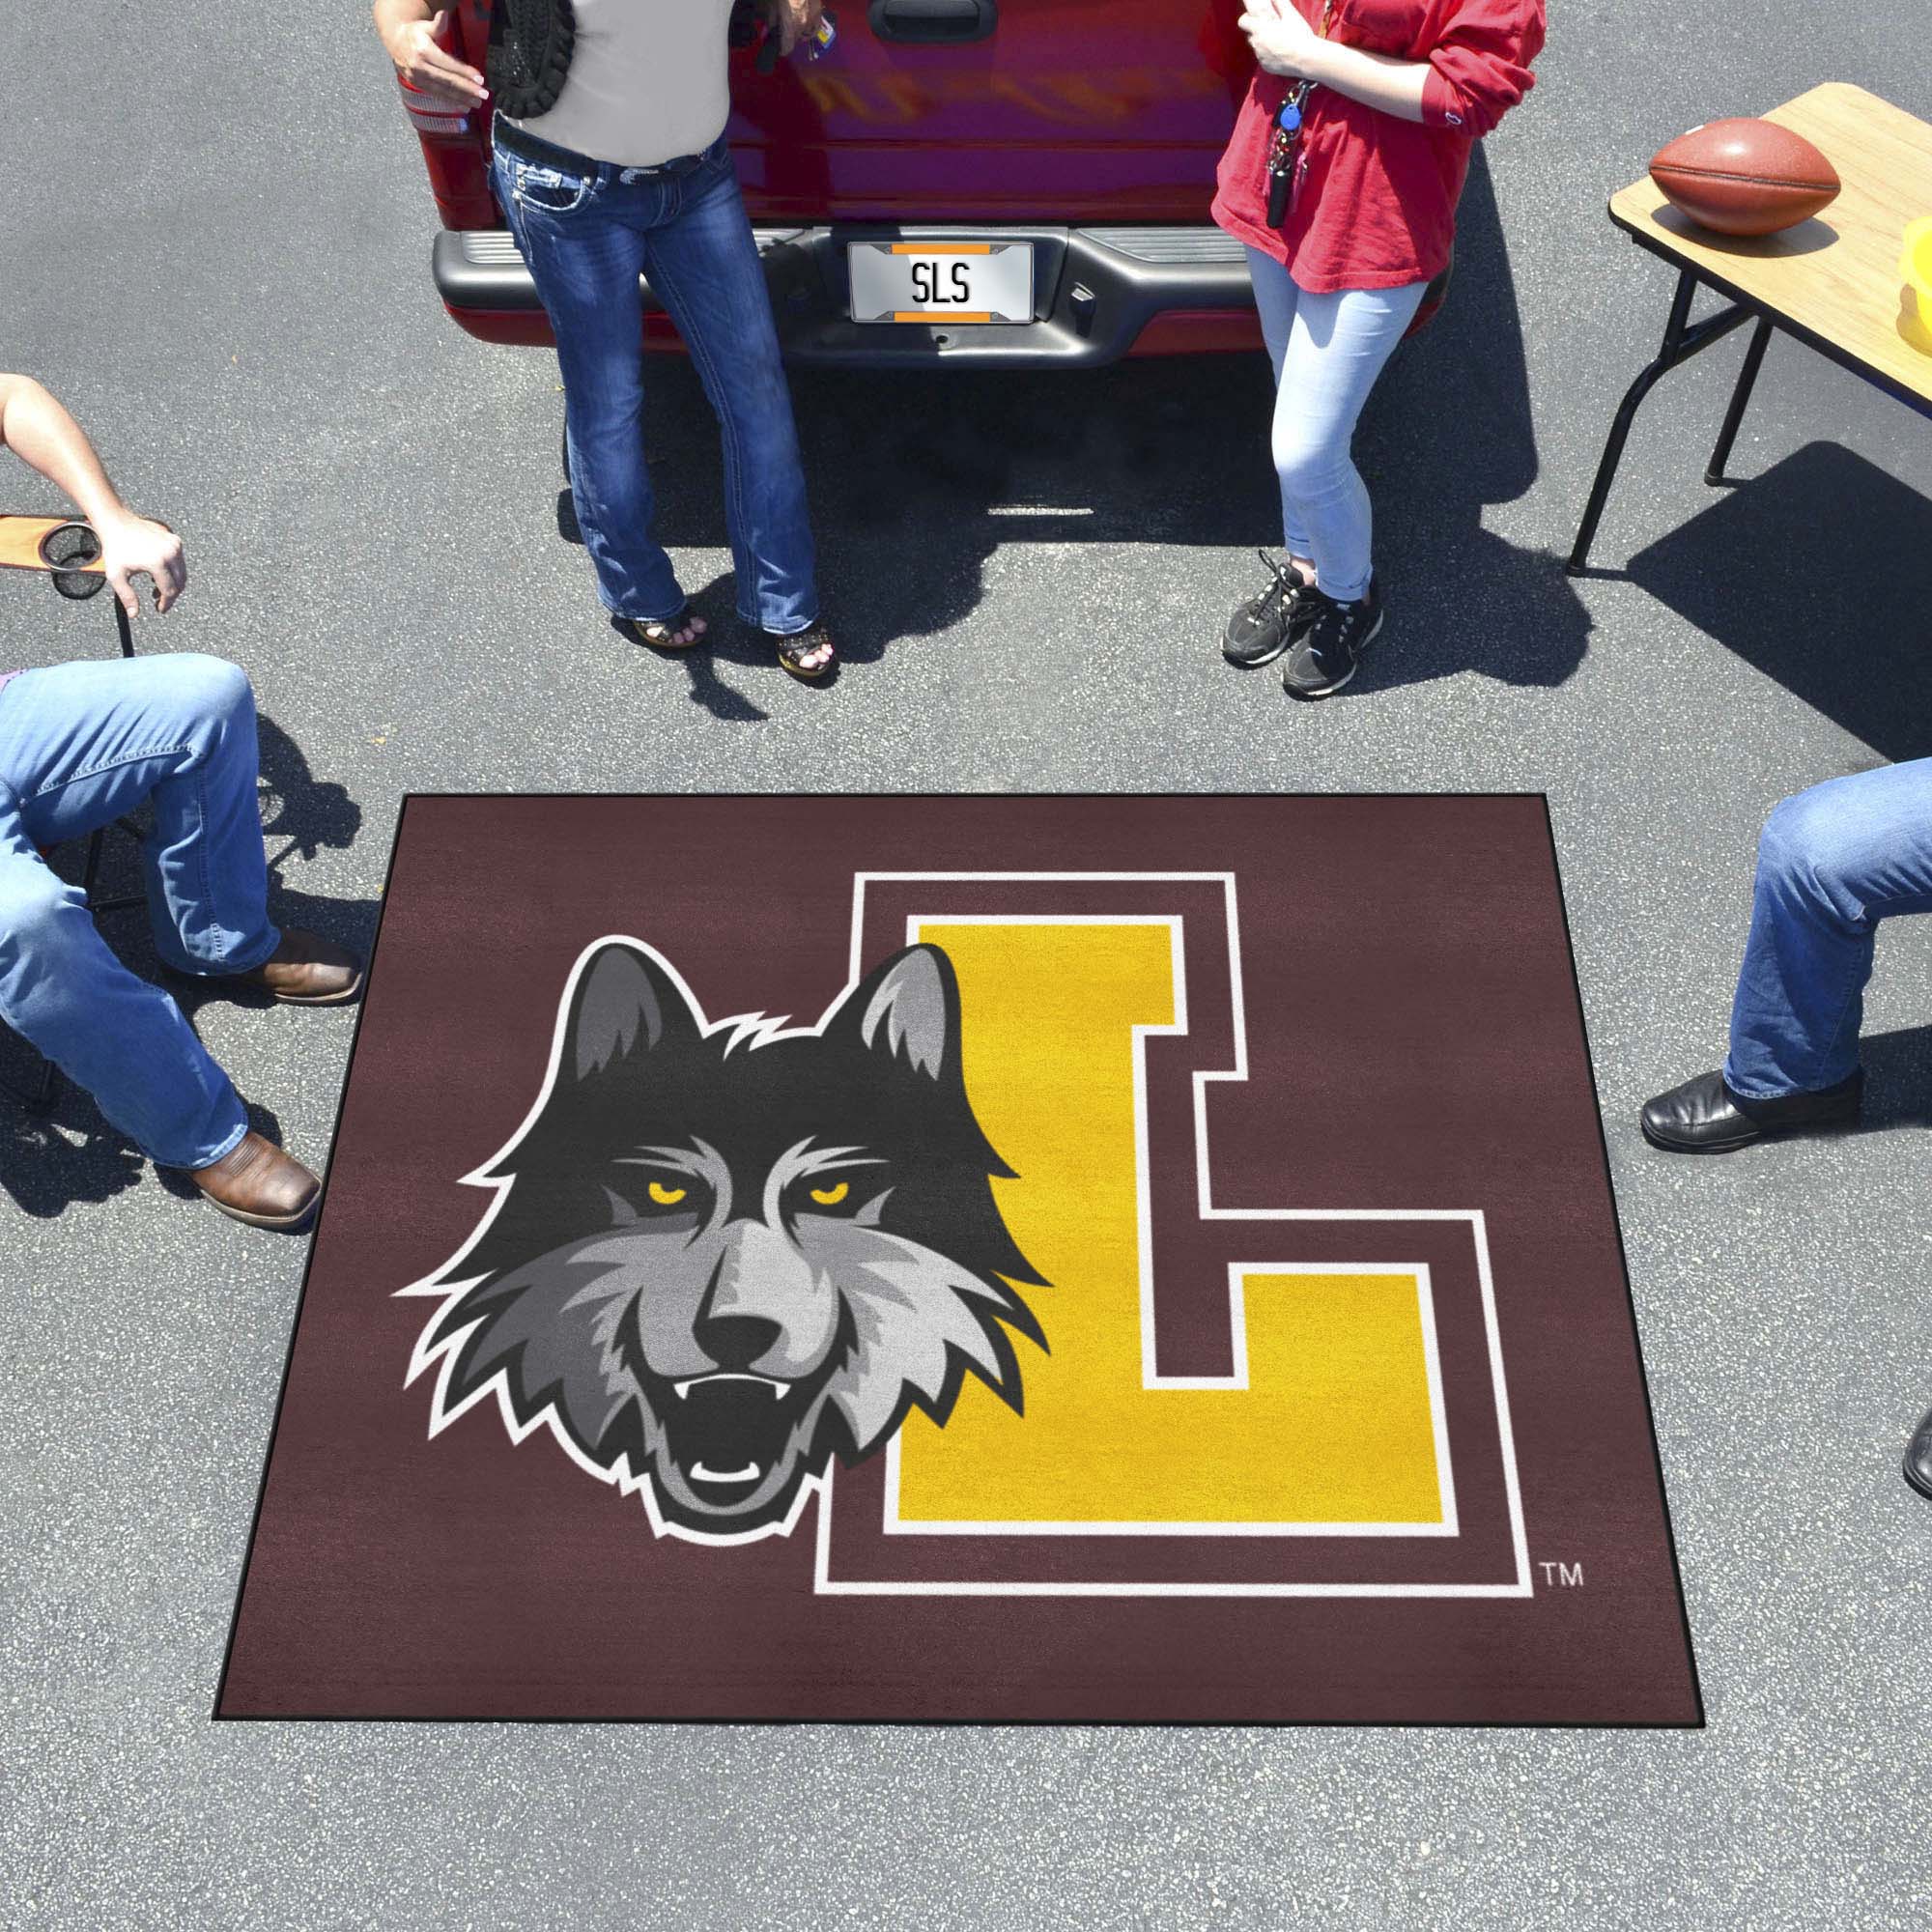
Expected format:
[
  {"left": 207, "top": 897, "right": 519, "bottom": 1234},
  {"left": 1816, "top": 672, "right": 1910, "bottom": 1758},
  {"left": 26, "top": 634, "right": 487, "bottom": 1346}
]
[
  {"left": 380, "top": 15, "right": 488, "bottom": 108},
  {"left": 99, "top": 513, "right": 186, "bottom": 616},
  {"left": 775, "top": 0, "right": 824, "bottom": 58},
  {"left": 1238, "top": 0, "right": 1324, "bottom": 80}
]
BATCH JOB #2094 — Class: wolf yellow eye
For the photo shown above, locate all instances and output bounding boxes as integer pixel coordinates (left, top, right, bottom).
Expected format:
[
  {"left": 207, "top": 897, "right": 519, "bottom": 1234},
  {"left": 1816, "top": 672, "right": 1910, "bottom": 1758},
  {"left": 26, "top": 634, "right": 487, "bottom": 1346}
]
[
  {"left": 647, "top": 1180, "right": 688, "bottom": 1206},
  {"left": 809, "top": 1180, "right": 850, "bottom": 1207}
]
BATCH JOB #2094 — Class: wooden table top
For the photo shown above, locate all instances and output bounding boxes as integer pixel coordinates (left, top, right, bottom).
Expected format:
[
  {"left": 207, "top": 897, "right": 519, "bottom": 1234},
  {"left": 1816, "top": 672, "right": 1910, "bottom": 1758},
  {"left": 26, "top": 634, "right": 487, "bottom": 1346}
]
[
  {"left": 0, "top": 514, "right": 103, "bottom": 575},
  {"left": 1609, "top": 82, "right": 1932, "bottom": 411}
]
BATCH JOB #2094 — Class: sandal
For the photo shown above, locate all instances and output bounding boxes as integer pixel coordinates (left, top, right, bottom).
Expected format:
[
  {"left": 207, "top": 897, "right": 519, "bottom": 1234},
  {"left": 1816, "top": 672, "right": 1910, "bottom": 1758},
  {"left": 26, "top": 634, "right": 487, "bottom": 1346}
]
[
  {"left": 626, "top": 604, "right": 707, "bottom": 652},
  {"left": 772, "top": 622, "right": 837, "bottom": 682}
]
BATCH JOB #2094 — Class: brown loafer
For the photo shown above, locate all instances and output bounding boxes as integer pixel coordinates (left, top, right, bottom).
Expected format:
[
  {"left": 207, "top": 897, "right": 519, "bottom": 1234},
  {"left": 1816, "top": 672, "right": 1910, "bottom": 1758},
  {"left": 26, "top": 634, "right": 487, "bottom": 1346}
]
[
  {"left": 230, "top": 928, "right": 364, "bottom": 1006},
  {"left": 190, "top": 1131, "right": 321, "bottom": 1231}
]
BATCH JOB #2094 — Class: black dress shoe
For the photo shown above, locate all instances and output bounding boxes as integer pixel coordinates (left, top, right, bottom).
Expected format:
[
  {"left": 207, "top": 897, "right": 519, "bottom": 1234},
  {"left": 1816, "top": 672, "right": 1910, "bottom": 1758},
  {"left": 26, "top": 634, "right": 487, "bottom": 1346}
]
[
  {"left": 1905, "top": 1406, "right": 1932, "bottom": 1501},
  {"left": 1639, "top": 1066, "right": 1863, "bottom": 1153}
]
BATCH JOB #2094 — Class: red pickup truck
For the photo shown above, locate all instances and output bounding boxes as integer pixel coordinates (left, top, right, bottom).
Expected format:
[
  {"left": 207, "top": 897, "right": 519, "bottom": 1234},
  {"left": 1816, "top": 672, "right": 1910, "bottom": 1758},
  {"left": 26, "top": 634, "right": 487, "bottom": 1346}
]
[{"left": 409, "top": 0, "right": 1442, "bottom": 366}]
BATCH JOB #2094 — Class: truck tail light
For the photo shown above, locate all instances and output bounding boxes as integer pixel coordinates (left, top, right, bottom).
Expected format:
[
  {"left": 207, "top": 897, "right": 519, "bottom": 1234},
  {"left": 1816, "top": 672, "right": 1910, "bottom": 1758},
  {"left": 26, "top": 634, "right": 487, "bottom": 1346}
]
[{"left": 400, "top": 74, "right": 474, "bottom": 138}]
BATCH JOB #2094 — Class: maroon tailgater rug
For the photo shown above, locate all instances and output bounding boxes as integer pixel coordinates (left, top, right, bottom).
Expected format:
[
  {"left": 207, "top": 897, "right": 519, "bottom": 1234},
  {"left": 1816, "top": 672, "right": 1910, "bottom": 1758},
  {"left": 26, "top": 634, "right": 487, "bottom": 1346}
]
[{"left": 217, "top": 795, "right": 1700, "bottom": 1726}]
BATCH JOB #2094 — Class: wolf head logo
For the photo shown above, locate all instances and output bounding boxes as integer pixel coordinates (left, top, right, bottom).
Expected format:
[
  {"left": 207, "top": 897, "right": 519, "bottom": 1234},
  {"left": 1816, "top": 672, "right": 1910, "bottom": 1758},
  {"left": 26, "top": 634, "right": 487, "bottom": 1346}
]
[{"left": 405, "top": 940, "right": 1047, "bottom": 1544}]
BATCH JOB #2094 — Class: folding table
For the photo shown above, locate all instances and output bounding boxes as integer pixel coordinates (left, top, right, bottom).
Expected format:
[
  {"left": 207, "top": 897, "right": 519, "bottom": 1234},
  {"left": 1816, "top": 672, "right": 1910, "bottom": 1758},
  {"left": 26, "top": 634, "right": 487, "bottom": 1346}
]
[{"left": 1569, "top": 83, "right": 1932, "bottom": 575}]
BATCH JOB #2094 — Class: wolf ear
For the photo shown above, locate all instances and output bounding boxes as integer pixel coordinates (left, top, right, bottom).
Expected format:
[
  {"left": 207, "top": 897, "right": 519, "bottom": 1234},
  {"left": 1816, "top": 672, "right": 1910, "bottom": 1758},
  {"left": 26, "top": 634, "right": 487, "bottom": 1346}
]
[
  {"left": 560, "top": 942, "right": 703, "bottom": 1082},
  {"left": 828, "top": 943, "right": 959, "bottom": 1081}
]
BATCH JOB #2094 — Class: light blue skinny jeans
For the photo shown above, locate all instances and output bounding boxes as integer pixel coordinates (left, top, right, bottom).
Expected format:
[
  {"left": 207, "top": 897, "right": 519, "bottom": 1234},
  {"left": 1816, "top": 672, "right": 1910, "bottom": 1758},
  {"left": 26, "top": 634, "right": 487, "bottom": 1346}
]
[
  {"left": 1245, "top": 247, "right": 1427, "bottom": 604},
  {"left": 0, "top": 654, "right": 275, "bottom": 1167},
  {"left": 1724, "top": 758, "right": 1932, "bottom": 1099}
]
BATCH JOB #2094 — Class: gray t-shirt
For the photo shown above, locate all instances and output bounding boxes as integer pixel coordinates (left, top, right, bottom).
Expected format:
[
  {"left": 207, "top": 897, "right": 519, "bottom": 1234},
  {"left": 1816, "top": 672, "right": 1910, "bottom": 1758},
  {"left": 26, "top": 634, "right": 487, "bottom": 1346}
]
[{"left": 505, "top": 0, "right": 738, "bottom": 169}]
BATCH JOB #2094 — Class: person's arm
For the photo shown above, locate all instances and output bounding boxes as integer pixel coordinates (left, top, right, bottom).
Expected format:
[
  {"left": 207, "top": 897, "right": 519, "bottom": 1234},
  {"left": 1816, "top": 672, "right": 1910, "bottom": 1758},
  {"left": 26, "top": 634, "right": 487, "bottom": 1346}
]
[
  {"left": 772, "top": 0, "right": 826, "bottom": 58},
  {"left": 373, "top": 0, "right": 487, "bottom": 108},
  {"left": 0, "top": 374, "right": 186, "bottom": 616},
  {"left": 1239, "top": 0, "right": 1541, "bottom": 134},
  {"left": 1238, "top": 3, "right": 1429, "bottom": 120}
]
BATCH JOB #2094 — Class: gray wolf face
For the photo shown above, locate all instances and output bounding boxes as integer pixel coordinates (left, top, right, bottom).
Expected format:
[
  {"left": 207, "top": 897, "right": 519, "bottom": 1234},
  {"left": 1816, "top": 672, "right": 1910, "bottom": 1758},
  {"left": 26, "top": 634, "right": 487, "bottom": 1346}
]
[{"left": 407, "top": 941, "right": 1046, "bottom": 1543}]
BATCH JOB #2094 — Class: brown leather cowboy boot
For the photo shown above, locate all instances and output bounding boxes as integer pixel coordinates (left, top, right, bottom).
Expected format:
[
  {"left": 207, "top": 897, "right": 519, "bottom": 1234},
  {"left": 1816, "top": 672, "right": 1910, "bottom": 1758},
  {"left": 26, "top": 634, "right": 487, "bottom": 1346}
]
[
  {"left": 226, "top": 928, "right": 364, "bottom": 1006},
  {"left": 190, "top": 1131, "right": 322, "bottom": 1230}
]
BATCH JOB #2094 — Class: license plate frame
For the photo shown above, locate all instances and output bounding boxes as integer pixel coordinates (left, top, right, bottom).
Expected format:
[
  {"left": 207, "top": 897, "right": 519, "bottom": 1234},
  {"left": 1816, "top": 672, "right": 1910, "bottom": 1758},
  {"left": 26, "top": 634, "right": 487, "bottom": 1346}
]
[{"left": 846, "top": 241, "right": 1035, "bottom": 326}]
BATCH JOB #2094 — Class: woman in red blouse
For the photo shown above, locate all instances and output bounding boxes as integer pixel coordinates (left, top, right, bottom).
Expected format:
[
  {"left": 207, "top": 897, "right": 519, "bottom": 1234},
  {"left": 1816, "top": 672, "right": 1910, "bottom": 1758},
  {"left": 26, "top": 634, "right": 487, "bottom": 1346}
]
[{"left": 1212, "top": 0, "right": 1545, "bottom": 696}]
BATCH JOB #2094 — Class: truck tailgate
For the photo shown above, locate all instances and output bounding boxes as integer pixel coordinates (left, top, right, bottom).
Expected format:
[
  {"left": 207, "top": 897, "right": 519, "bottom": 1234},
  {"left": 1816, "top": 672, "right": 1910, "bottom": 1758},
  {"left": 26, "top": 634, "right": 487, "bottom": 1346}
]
[{"left": 727, "top": 0, "right": 1251, "bottom": 223}]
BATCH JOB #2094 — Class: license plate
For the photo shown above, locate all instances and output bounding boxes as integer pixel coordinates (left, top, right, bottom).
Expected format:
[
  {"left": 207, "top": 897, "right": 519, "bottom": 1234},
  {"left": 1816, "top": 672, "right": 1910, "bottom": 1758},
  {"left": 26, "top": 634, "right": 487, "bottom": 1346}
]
[{"left": 847, "top": 241, "right": 1034, "bottom": 325}]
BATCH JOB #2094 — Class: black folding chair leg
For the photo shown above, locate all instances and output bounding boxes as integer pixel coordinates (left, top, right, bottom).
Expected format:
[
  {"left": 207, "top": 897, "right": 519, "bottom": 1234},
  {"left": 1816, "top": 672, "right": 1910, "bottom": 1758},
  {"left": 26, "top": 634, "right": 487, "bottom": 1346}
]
[{"left": 79, "top": 813, "right": 148, "bottom": 915}]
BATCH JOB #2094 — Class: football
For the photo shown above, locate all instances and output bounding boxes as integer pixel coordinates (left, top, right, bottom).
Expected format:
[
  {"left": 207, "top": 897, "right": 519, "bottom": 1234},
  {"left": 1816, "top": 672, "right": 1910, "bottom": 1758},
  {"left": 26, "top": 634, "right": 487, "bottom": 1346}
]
[{"left": 1649, "top": 118, "right": 1841, "bottom": 237}]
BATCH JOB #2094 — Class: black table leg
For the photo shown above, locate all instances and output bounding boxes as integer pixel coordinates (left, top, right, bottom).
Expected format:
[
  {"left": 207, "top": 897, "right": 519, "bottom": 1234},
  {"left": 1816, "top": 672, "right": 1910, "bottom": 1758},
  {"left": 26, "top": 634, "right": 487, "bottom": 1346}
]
[
  {"left": 1567, "top": 269, "right": 1757, "bottom": 575},
  {"left": 1705, "top": 318, "right": 1775, "bottom": 486}
]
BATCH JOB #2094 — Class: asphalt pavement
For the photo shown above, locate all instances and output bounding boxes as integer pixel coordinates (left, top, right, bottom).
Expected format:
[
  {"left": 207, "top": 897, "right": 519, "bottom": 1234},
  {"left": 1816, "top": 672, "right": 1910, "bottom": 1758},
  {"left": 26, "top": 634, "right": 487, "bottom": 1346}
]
[{"left": 3, "top": 2, "right": 1930, "bottom": 1926}]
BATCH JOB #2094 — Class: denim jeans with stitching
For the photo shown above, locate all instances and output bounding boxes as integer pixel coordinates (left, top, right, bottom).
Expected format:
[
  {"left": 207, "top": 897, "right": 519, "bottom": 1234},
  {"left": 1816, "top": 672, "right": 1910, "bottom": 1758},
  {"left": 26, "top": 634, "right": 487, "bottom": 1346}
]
[
  {"left": 496, "top": 130, "right": 819, "bottom": 635},
  {"left": 1724, "top": 758, "right": 1932, "bottom": 1099},
  {"left": 1244, "top": 247, "right": 1428, "bottom": 605},
  {"left": 0, "top": 655, "right": 276, "bottom": 1167}
]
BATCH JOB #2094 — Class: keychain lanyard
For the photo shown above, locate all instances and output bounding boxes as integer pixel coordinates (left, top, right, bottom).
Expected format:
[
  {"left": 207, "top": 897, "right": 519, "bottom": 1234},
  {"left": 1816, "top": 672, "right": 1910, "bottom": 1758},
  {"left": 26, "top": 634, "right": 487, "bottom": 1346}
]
[{"left": 1264, "top": 0, "right": 1336, "bottom": 226}]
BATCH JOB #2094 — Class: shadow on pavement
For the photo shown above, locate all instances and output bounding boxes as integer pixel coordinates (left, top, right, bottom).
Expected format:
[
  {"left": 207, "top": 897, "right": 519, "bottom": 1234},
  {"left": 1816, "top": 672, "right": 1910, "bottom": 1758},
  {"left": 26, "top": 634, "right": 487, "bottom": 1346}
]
[
  {"left": 257, "top": 711, "right": 362, "bottom": 869},
  {"left": 545, "top": 146, "right": 1584, "bottom": 710},
  {"left": 0, "top": 710, "right": 371, "bottom": 1220},
  {"left": 1357, "top": 146, "right": 1592, "bottom": 696},
  {"left": 1860, "top": 1023, "right": 1932, "bottom": 1133},
  {"left": 0, "top": 1068, "right": 294, "bottom": 1220},
  {"left": 617, "top": 585, "right": 780, "bottom": 722},
  {"left": 1625, "top": 441, "right": 1932, "bottom": 761},
  {"left": 0, "top": 1109, "right": 143, "bottom": 1213}
]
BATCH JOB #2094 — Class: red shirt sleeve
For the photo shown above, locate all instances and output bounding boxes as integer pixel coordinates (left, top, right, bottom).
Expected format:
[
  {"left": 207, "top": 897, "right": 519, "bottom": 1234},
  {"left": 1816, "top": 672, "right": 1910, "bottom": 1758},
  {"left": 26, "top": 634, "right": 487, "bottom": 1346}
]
[{"left": 1418, "top": 0, "right": 1546, "bottom": 138}]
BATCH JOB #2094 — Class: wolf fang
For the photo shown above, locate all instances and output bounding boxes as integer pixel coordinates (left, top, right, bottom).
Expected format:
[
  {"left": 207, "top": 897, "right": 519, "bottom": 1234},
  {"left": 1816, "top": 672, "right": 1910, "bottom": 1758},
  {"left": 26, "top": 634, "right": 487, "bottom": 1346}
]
[{"left": 410, "top": 940, "right": 1047, "bottom": 1541}]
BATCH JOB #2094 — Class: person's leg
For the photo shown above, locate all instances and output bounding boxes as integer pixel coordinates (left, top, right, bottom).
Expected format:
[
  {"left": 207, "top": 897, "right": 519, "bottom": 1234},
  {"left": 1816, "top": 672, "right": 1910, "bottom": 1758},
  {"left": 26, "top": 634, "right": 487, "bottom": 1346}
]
[
  {"left": 0, "top": 655, "right": 279, "bottom": 979},
  {"left": 495, "top": 146, "right": 691, "bottom": 627},
  {"left": 0, "top": 784, "right": 247, "bottom": 1169},
  {"left": 1269, "top": 278, "right": 1428, "bottom": 604},
  {"left": 640, "top": 144, "right": 819, "bottom": 638},
  {"left": 1242, "top": 246, "right": 1315, "bottom": 579},
  {"left": 1223, "top": 249, "right": 1321, "bottom": 668},
  {"left": 1724, "top": 758, "right": 1932, "bottom": 1098}
]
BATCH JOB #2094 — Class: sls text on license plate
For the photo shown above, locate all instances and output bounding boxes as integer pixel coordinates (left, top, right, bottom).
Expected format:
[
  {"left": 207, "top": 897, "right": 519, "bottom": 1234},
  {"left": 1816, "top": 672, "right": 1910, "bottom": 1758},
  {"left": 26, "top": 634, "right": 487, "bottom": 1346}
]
[{"left": 847, "top": 242, "right": 1034, "bottom": 325}]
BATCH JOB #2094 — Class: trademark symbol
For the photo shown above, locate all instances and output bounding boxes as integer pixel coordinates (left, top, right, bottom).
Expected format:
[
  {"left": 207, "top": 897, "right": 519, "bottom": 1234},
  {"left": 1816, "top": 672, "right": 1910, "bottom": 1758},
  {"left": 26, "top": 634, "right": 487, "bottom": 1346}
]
[{"left": 1538, "top": 1560, "right": 1584, "bottom": 1587}]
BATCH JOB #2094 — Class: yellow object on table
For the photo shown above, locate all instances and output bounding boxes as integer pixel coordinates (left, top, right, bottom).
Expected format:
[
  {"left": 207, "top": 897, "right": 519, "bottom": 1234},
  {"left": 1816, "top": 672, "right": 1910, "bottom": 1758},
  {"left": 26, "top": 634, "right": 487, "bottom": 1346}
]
[{"left": 1901, "top": 216, "right": 1932, "bottom": 354}]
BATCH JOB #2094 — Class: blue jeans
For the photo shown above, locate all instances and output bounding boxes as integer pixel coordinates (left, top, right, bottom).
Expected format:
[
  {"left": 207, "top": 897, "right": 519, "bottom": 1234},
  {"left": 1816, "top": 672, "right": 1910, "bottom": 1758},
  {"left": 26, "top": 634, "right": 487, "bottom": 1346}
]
[
  {"left": 0, "top": 655, "right": 277, "bottom": 1167},
  {"left": 1245, "top": 249, "right": 1427, "bottom": 604},
  {"left": 1725, "top": 758, "right": 1932, "bottom": 1099},
  {"left": 495, "top": 130, "right": 819, "bottom": 635}
]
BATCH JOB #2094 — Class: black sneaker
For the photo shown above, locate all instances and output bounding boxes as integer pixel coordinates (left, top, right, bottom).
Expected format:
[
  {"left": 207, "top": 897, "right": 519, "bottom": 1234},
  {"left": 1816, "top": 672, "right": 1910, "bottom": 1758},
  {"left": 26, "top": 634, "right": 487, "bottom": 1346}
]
[
  {"left": 1282, "top": 576, "right": 1383, "bottom": 699},
  {"left": 1222, "top": 552, "right": 1317, "bottom": 668}
]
